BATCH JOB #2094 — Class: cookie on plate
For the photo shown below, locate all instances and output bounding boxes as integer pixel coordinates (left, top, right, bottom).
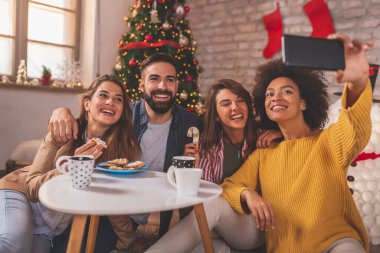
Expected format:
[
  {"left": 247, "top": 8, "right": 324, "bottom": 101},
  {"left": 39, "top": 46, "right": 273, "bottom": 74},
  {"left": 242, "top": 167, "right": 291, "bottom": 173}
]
[
  {"left": 108, "top": 158, "right": 129, "bottom": 166},
  {"left": 126, "top": 161, "right": 145, "bottom": 170}
]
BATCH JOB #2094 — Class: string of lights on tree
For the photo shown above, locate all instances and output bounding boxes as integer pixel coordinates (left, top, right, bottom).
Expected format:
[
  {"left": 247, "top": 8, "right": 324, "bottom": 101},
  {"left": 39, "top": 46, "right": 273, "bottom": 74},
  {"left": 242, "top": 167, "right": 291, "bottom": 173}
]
[{"left": 114, "top": 0, "right": 204, "bottom": 114}]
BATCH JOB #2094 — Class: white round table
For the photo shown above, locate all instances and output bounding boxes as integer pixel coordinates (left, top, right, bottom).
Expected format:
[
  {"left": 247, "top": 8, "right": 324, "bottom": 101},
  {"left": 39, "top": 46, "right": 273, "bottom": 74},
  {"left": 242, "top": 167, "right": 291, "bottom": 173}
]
[{"left": 39, "top": 171, "right": 222, "bottom": 253}]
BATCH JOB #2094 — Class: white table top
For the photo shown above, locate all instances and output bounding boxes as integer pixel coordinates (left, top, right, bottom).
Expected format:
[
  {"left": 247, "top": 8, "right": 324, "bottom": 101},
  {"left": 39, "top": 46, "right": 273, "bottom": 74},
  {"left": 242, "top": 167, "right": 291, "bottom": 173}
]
[{"left": 39, "top": 171, "right": 222, "bottom": 215}]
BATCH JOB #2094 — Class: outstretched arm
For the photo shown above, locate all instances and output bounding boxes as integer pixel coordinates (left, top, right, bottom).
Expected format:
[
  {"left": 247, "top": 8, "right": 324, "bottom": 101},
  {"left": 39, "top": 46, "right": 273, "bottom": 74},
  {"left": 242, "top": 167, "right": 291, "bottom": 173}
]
[
  {"left": 329, "top": 33, "right": 373, "bottom": 107},
  {"left": 327, "top": 34, "right": 373, "bottom": 170}
]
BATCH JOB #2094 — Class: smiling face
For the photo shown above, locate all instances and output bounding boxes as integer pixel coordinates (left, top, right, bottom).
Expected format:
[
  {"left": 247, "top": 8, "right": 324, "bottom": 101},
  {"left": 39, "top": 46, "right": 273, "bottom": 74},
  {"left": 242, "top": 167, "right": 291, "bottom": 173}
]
[
  {"left": 265, "top": 77, "right": 306, "bottom": 124},
  {"left": 84, "top": 81, "right": 124, "bottom": 128},
  {"left": 140, "top": 61, "right": 178, "bottom": 114},
  {"left": 215, "top": 88, "right": 248, "bottom": 134}
]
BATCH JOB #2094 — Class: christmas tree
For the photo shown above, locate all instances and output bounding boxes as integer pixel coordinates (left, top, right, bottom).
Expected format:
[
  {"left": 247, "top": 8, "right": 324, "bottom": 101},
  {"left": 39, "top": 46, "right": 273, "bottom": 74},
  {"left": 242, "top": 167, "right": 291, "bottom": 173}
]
[{"left": 114, "top": 0, "right": 202, "bottom": 114}]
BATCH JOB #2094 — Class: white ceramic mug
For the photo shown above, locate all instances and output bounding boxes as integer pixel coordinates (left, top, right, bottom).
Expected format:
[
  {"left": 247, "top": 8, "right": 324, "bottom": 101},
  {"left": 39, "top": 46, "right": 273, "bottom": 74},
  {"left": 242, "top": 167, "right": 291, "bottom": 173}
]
[
  {"left": 55, "top": 155, "right": 95, "bottom": 189},
  {"left": 167, "top": 166, "right": 202, "bottom": 196}
]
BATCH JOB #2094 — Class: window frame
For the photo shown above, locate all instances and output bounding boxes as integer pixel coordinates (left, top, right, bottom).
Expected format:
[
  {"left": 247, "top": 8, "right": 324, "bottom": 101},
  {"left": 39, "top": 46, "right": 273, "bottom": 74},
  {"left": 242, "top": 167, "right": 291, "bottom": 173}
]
[{"left": 1, "top": 0, "right": 81, "bottom": 80}]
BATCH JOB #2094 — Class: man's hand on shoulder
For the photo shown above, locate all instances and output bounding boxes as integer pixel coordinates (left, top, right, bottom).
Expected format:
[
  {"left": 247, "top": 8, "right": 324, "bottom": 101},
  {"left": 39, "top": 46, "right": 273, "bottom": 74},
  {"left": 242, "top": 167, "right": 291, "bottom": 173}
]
[
  {"left": 48, "top": 107, "right": 78, "bottom": 145},
  {"left": 256, "top": 129, "right": 283, "bottom": 149}
]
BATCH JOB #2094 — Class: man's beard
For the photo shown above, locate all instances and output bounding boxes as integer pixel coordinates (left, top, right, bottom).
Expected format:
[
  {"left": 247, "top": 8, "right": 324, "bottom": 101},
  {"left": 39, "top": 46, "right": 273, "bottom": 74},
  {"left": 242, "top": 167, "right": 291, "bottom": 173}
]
[{"left": 144, "top": 89, "right": 175, "bottom": 114}]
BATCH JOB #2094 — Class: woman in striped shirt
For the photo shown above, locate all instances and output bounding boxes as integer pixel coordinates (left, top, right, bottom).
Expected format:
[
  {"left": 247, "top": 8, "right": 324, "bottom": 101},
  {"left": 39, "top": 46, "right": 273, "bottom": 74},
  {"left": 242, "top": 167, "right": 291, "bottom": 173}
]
[{"left": 184, "top": 79, "right": 280, "bottom": 184}]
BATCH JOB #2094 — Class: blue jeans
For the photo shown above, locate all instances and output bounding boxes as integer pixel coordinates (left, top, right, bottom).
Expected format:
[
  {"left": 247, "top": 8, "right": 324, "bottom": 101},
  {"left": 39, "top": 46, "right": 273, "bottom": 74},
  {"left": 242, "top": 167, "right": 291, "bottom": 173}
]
[{"left": 0, "top": 190, "right": 51, "bottom": 253}]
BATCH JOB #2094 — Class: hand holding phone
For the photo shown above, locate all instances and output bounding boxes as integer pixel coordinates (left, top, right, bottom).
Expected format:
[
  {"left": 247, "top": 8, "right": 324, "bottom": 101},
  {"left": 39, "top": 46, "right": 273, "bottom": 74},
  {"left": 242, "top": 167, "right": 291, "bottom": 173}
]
[{"left": 282, "top": 34, "right": 345, "bottom": 71}]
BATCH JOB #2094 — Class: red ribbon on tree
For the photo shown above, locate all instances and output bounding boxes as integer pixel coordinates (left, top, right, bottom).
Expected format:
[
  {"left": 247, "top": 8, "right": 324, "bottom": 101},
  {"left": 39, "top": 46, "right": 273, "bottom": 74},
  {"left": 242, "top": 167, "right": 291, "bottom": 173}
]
[{"left": 119, "top": 40, "right": 180, "bottom": 50}]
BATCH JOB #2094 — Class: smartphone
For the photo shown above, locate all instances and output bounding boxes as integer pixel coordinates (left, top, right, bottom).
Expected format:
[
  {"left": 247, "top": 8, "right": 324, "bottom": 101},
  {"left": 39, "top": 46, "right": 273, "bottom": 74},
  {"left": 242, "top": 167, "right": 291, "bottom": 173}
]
[{"left": 282, "top": 34, "right": 345, "bottom": 71}]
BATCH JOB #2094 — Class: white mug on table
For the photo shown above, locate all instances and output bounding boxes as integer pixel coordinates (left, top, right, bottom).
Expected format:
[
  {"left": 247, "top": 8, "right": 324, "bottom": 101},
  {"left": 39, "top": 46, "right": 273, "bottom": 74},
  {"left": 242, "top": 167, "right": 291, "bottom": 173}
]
[
  {"left": 167, "top": 166, "right": 202, "bottom": 196},
  {"left": 55, "top": 155, "right": 95, "bottom": 189}
]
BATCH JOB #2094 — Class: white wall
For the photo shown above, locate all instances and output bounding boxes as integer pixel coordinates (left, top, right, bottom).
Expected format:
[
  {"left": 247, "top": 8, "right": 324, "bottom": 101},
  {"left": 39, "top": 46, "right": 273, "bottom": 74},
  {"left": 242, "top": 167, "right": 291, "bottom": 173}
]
[
  {"left": 0, "top": 86, "right": 80, "bottom": 170},
  {"left": 98, "top": 0, "right": 132, "bottom": 76},
  {"left": 79, "top": 0, "right": 97, "bottom": 86},
  {"left": 80, "top": 0, "right": 133, "bottom": 86}
]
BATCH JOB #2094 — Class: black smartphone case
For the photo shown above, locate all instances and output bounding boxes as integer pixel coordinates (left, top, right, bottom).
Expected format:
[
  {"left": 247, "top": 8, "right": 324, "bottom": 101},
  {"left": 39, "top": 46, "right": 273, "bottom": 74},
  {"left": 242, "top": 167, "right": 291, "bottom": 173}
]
[{"left": 282, "top": 34, "right": 345, "bottom": 71}]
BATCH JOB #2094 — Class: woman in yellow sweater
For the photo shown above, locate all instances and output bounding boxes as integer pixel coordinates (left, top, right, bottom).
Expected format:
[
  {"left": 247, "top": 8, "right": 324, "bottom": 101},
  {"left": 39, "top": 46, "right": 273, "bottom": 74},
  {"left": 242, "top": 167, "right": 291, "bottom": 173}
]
[
  {"left": 223, "top": 34, "right": 373, "bottom": 253},
  {"left": 146, "top": 34, "right": 373, "bottom": 253}
]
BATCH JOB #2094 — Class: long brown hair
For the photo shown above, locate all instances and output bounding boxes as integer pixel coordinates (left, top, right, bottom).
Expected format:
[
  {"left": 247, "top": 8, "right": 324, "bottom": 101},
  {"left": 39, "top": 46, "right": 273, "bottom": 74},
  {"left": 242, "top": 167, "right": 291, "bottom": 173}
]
[
  {"left": 201, "top": 79, "right": 256, "bottom": 157},
  {"left": 74, "top": 74, "right": 141, "bottom": 162}
]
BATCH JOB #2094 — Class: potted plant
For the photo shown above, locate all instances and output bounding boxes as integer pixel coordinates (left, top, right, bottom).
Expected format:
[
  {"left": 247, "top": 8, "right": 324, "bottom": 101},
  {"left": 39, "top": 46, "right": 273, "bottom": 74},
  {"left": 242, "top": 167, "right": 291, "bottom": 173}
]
[{"left": 40, "top": 65, "right": 52, "bottom": 86}]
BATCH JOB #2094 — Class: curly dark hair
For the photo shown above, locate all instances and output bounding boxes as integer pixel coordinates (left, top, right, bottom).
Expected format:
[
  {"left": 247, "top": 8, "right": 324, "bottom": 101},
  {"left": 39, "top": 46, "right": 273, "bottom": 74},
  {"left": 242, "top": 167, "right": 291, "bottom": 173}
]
[{"left": 252, "top": 59, "right": 329, "bottom": 131}]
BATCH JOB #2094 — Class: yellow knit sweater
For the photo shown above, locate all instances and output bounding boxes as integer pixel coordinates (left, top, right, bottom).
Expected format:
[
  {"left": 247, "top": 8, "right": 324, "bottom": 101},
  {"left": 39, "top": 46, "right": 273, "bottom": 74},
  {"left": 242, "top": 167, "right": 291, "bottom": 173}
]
[{"left": 222, "top": 83, "right": 372, "bottom": 253}]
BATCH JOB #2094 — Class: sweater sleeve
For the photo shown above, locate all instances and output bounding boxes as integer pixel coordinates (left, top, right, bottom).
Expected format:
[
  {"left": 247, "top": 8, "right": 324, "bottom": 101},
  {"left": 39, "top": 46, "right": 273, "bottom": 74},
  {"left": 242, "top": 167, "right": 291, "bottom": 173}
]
[
  {"left": 327, "top": 81, "right": 372, "bottom": 170},
  {"left": 25, "top": 132, "right": 65, "bottom": 202},
  {"left": 221, "top": 149, "right": 261, "bottom": 214}
]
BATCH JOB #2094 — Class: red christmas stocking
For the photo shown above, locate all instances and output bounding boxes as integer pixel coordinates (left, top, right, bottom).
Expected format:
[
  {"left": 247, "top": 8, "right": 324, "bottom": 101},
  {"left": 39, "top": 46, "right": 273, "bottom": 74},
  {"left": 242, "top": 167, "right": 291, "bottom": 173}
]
[
  {"left": 303, "top": 0, "right": 335, "bottom": 38},
  {"left": 262, "top": 2, "right": 283, "bottom": 59}
]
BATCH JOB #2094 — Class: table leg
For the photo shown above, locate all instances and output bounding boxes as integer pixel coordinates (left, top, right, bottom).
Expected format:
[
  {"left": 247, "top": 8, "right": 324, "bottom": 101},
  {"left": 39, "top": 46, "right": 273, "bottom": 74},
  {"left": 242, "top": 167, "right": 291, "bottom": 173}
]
[
  {"left": 85, "top": 215, "right": 100, "bottom": 253},
  {"left": 193, "top": 203, "right": 215, "bottom": 253},
  {"left": 67, "top": 215, "right": 88, "bottom": 253}
]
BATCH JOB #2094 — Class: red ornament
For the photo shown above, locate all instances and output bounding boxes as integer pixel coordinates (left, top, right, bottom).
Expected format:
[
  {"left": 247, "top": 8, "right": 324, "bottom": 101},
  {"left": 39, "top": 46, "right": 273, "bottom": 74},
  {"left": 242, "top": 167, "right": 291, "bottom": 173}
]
[
  {"left": 157, "top": 0, "right": 164, "bottom": 3},
  {"left": 145, "top": 34, "right": 153, "bottom": 42},
  {"left": 193, "top": 59, "right": 199, "bottom": 66},
  {"left": 147, "top": 0, "right": 151, "bottom": 3},
  {"left": 129, "top": 59, "right": 137, "bottom": 67},
  {"left": 185, "top": 75, "right": 193, "bottom": 82},
  {"left": 184, "top": 5, "right": 190, "bottom": 13},
  {"left": 136, "top": 25, "right": 143, "bottom": 30},
  {"left": 118, "top": 39, "right": 123, "bottom": 47}
]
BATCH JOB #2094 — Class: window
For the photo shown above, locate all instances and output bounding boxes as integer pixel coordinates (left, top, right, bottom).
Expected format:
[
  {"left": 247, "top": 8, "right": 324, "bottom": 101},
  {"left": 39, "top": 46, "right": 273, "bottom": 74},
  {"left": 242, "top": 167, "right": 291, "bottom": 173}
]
[
  {"left": 0, "top": 0, "right": 80, "bottom": 79},
  {"left": 0, "top": 0, "right": 14, "bottom": 76}
]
